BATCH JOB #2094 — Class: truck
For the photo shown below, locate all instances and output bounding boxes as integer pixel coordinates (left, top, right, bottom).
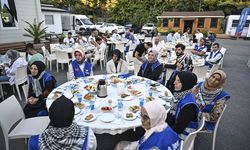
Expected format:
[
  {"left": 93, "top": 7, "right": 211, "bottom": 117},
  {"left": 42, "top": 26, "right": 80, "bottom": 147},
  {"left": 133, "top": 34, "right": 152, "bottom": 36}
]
[
  {"left": 225, "top": 15, "right": 250, "bottom": 38},
  {"left": 61, "top": 14, "right": 96, "bottom": 33}
]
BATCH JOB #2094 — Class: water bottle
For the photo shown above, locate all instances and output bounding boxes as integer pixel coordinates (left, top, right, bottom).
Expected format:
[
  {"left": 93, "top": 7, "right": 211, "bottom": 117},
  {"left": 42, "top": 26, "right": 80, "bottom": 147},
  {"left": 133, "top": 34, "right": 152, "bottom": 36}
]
[
  {"left": 139, "top": 98, "right": 144, "bottom": 106},
  {"left": 117, "top": 99, "right": 123, "bottom": 111}
]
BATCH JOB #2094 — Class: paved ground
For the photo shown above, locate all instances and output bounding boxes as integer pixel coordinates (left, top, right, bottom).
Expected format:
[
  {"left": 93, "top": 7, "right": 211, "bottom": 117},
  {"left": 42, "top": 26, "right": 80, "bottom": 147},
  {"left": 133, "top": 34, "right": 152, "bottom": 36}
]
[{"left": 1, "top": 38, "right": 250, "bottom": 150}]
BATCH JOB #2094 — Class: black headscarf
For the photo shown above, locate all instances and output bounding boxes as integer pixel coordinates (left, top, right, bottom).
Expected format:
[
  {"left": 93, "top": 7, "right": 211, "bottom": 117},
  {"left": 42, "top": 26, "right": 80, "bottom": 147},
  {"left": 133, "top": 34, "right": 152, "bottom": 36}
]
[
  {"left": 113, "top": 49, "right": 121, "bottom": 61},
  {"left": 49, "top": 95, "right": 75, "bottom": 127},
  {"left": 30, "top": 61, "right": 46, "bottom": 78},
  {"left": 177, "top": 71, "right": 197, "bottom": 92}
]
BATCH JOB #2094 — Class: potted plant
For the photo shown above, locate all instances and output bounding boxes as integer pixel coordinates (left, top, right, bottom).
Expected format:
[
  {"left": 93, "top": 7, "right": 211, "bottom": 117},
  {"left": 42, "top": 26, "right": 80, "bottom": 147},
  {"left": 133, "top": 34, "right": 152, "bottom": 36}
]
[
  {"left": 58, "top": 33, "right": 66, "bottom": 44},
  {"left": 23, "top": 19, "right": 47, "bottom": 50}
]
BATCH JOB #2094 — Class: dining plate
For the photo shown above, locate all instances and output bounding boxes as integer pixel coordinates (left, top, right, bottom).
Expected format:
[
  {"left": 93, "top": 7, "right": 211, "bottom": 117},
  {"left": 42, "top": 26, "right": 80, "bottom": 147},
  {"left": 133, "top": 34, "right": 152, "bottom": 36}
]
[
  {"left": 83, "top": 113, "right": 97, "bottom": 122},
  {"left": 123, "top": 112, "right": 137, "bottom": 121},
  {"left": 123, "top": 95, "right": 134, "bottom": 101},
  {"left": 74, "top": 107, "right": 81, "bottom": 115},
  {"left": 100, "top": 113, "right": 115, "bottom": 123}
]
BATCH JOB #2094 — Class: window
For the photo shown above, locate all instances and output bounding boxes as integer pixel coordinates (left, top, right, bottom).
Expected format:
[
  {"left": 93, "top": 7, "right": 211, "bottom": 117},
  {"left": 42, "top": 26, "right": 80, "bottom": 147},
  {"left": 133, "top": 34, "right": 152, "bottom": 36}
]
[
  {"left": 197, "top": 18, "right": 205, "bottom": 28},
  {"left": 174, "top": 18, "right": 180, "bottom": 27},
  {"left": 232, "top": 20, "right": 250, "bottom": 27},
  {"left": 76, "top": 19, "right": 82, "bottom": 25},
  {"left": 163, "top": 19, "right": 168, "bottom": 27},
  {"left": 0, "top": 4, "right": 17, "bottom": 28},
  {"left": 210, "top": 18, "right": 218, "bottom": 28},
  {"left": 45, "top": 15, "right": 54, "bottom": 25}
]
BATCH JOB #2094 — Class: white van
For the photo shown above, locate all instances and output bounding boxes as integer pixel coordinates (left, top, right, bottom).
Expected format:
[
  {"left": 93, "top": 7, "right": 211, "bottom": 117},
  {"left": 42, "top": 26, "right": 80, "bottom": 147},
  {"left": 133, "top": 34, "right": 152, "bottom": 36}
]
[
  {"left": 61, "top": 14, "right": 96, "bottom": 32},
  {"left": 225, "top": 15, "right": 250, "bottom": 37}
]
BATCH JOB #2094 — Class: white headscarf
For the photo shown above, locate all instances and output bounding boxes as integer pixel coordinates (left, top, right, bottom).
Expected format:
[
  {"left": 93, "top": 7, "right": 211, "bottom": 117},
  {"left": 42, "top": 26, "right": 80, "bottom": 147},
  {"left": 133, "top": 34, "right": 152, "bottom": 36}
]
[{"left": 142, "top": 101, "right": 167, "bottom": 141}]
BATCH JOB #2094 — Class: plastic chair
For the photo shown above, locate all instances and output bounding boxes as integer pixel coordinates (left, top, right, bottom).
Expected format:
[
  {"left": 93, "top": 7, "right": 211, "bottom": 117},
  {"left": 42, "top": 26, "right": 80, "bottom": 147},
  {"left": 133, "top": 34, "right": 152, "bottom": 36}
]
[
  {"left": 247, "top": 58, "right": 250, "bottom": 68},
  {"left": 54, "top": 51, "right": 71, "bottom": 72},
  {"left": 144, "top": 37, "right": 152, "bottom": 42},
  {"left": 0, "top": 65, "right": 27, "bottom": 101},
  {"left": 180, "top": 117, "right": 205, "bottom": 150},
  {"left": 125, "top": 51, "right": 135, "bottom": 72},
  {"left": 0, "top": 95, "right": 50, "bottom": 150},
  {"left": 219, "top": 47, "right": 227, "bottom": 68},
  {"left": 192, "top": 66, "right": 209, "bottom": 82},
  {"left": 22, "top": 84, "right": 29, "bottom": 100},
  {"left": 41, "top": 46, "right": 56, "bottom": 71},
  {"left": 49, "top": 43, "right": 60, "bottom": 54},
  {"left": 198, "top": 105, "right": 227, "bottom": 150},
  {"left": 115, "top": 43, "right": 125, "bottom": 59}
]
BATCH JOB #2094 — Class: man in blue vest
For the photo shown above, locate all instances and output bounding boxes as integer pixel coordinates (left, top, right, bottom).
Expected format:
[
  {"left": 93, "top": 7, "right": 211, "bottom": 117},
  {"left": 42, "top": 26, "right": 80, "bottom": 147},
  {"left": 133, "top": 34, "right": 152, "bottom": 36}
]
[
  {"left": 68, "top": 48, "right": 92, "bottom": 80},
  {"left": 205, "top": 43, "right": 223, "bottom": 68}
]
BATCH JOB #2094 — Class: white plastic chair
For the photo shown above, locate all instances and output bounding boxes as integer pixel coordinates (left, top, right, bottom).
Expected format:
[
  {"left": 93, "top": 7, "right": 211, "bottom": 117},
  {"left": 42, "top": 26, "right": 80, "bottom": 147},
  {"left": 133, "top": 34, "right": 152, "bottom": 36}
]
[
  {"left": 192, "top": 66, "right": 209, "bottom": 82},
  {"left": 0, "top": 65, "right": 28, "bottom": 101},
  {"left": 219, "top": 47, "right": 227, "bottom": 68},
  {"left": 55, "top": 51, "right": 71, "bottom": 72},
  {"left": 125, "top": 51, "right": 135, "bottom": 72},
  {"left": 0, "top": 95, "right": 50, "bottom": 150},
  {"left": 198, "top": 105, "right": 227, "bottom": 150},
  {"left": 22, "top": 84, "right": 29, "bottom": 100},
  {"left": 41, "top": 46, "right": 56, "bottom": 71},
  {"left": 128, "top": 43, "right": 137, "bottom": 51},
  {"left": 144, "top": 37, "right": 152, "bottom": 42},
  {"left": 115, "top": 43, "right": 125, "bottom": 59},
  {"left": 180, "top": 117, "right": 205, "bottom": 150},
  {"left": 247, "top": 58, "right": 250, "bottom": 68}
]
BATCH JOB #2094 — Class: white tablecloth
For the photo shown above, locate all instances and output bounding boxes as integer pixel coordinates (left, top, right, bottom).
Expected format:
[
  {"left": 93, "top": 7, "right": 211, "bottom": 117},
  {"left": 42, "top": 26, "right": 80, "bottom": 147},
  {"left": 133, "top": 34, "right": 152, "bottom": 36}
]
[
  {"left": 51, "top": 44, "right": 95, "bottom": 54},
  {"left": 46, "top": 75, "right": 172, "bottom": 135}
]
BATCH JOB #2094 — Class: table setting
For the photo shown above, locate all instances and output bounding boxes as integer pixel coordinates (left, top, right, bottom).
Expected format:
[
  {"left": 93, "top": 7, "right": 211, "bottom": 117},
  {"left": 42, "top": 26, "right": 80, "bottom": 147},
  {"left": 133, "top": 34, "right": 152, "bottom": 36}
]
[{"left": 46, "top": 74, "right": 173, "bottom": 135}]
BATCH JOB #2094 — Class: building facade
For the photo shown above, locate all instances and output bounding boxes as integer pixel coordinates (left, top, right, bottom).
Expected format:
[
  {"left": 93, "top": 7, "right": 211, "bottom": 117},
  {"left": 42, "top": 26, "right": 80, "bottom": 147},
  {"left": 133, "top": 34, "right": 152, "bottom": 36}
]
[{"left": 157, "top": 11, "right": 225, "bottom": 34}]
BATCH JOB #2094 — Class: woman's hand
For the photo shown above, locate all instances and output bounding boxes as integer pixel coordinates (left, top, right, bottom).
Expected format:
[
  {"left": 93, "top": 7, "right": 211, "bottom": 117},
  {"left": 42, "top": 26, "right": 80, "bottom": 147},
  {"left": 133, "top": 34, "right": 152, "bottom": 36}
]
[{"left": 26, "top": 97, "right": 39, "bottom": 105}]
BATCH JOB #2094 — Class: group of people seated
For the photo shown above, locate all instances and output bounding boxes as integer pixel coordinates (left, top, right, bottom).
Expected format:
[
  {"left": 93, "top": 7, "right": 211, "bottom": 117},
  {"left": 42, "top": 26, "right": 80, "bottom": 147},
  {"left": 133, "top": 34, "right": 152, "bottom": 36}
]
[{"left": 0, "top": 30, "right": 230, "bottom": 149}]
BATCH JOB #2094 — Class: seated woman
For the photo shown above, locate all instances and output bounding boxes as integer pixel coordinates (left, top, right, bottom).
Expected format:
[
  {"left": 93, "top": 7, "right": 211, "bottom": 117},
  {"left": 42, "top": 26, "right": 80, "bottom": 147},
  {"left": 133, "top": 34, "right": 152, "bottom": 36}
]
[
  {"left": 106, "top": 49, "right": 129, "bottom": 74},
  {"left": 68, "top": 48, "right": 93, "bottom": 80},
  {"left": 0, "top": 49, "right": 27, "bottom": 84},
  {"left": 23, "top": 61, "right": 57, "bottom": 118},
  {"left": 192, "top": 70, "right": 230, "bottom": 131},
  {"left": 115, "top": 101, "right": 180, "bottom": 150},
  {"left": 29, "top": 95, "right": 97, "bottom": 150},
  {"left": 166, "top": 71, "right": 199, "bottom": 140},
  {"left": 25, "top": 43, "right": 44, "bottom": 65},
  {"left": 138, "top": 49, "right": 163, "bottom": 82}
]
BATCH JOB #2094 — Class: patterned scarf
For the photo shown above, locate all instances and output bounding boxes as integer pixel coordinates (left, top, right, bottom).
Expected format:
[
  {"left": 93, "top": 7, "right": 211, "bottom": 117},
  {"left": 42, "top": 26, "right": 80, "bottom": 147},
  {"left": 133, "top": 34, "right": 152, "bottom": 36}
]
[
  {"left": 196, "top": 83, "right": 222, "bottom": 108},
  {"left": 169, "top": 89, "right": 192, "bottom": 115},
  {"left": 39, "top": 122, "right": 88, "bottom": 150}
]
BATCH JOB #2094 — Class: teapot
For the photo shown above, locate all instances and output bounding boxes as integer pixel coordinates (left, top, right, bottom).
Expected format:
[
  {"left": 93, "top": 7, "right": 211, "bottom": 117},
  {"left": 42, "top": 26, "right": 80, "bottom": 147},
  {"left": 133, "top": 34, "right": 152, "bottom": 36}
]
[{"left": 97, "top": 79, "right": 107, "bottom": 98}]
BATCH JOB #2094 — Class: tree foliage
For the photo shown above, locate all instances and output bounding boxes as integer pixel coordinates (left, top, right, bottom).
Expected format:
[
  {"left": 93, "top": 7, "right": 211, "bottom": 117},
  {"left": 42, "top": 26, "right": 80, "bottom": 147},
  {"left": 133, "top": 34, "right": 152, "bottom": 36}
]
[{"left": 41, "top": 0, "right": 250, "bottom": 26}]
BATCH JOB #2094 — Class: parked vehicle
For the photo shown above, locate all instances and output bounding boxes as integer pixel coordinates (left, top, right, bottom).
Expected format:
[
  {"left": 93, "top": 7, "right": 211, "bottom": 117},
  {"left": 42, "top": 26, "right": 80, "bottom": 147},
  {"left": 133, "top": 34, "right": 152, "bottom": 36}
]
[
  {"left": 95, "top": 22, "right": 106, "bottom": 31},
  {"left": 225, "top": 15, "right": 250, "bottom": 37},
  {"left": 124, "top": 23, "right": 141, "bottom": 33},
  {"left": 61, "top": 14, "right": 96, "bottom": 33},
  {"left": 141, "top": 23, "right": 156, "bottom": 34},
  {"left": 98, "top": 23, "right": 125, "bottom": 34}
]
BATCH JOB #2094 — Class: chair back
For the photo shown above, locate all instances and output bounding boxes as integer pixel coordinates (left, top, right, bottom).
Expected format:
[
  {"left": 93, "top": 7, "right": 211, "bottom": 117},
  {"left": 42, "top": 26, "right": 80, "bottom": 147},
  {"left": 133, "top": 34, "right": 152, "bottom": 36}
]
[
  {"left": 192, "top": 66, "right": 209, "bottom": 82},
  {"left": 220, "top": 47, "right": 227, "bottom": 55},
  {"left": 125, "top": 51, "right": 134, "bottom": 63},
  {"left": 129, "top": 43, "right": 137, "bottom": 51},
  {"left": 208, "top": 64, "right": 220, "bottom": 76},
  {"left": 22, "top": 84, "right": 29, "bottom": 100},
  {"left": 55, "top": 51, "right": 70, "bottom": 63},
  {"left": 15, "top": 65, "right": 28, "bottom": 85},
  {"left": 50, "top": 43, "right": 59, "bottom": 53},
  {"left": 144, "top": 37, "right": 152, "bottom": 42},
  {"left": 180, "top": 117, "right": 205, "bottom": 150},
  {"left": 115, "top": 43, "right": 125, "bottom": 53},
  {"left": 214, "top": 104, "right": 227, "bottom": 136},
  {"left": 41, "top": 46, "right": 48, "bottom": 57},
  {"left": 0, "top": 95, "right": 25, "bottom": 149}
]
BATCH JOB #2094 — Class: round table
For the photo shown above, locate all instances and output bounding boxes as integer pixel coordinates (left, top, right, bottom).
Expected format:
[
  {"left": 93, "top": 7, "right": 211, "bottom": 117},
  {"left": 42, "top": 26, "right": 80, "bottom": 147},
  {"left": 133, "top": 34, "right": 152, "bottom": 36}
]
[{"left": 46, "top": 75, "right": 172, "bottom": 135}]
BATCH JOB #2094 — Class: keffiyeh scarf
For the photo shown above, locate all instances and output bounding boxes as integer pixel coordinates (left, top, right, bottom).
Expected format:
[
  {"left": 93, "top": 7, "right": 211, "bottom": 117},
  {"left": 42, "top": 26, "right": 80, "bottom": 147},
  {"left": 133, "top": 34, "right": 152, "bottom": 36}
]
[
  {"left": 169, "top": 89, "right": 192, "bottom": 115},
  {"left": 39, "top": 122, "right": 88, "bottom": 150}
]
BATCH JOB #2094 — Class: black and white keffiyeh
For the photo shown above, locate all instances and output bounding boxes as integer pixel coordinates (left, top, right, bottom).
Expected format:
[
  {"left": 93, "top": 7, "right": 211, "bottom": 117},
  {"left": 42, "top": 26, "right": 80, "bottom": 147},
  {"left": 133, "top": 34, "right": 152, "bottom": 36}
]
[{"left": 39, "top": 122, "right": 88, "bottom": 150}]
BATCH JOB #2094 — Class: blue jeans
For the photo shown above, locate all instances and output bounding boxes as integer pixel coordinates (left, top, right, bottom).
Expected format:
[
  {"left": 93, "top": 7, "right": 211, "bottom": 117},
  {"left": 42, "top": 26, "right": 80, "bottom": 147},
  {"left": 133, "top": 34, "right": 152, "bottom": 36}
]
[{"left": 0, "top": 76, "right": 10, "bottom": 82}]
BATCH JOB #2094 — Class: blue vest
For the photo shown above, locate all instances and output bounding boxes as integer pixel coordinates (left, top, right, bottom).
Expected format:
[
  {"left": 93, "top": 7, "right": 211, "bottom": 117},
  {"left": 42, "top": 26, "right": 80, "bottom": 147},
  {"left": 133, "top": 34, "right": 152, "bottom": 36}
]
[
  {"left": 139, "top": 126, "right": 180, "bottom": 150},
  {"left": 205, "top": 51, "right": 223, "bottom": 68},
  {"left": 141, "top": 60, "right": 161, "bottom": 81},
  {"left": 197, "top": 82, "right": 230, "bottom": 131},
  {"left": 175, "top": 92, "right": 199, "bottom": 140},
  {"left": 194, "top": 44, "right": 206, "bottom": 52},
  {"left": 71, "top": 60, "right": 92, "bottom": 78}
]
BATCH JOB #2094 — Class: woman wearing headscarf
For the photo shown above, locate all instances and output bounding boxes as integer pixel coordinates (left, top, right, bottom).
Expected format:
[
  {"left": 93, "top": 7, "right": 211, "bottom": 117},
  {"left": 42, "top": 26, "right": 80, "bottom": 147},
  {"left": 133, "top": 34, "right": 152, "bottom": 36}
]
[
  {"left": 138, "top": 49, "right": 163, "bottom": 81},
  {"left": 28, "top": 95, "right": 97, "bottom": 150},
  {"left": 23, "top": 61, "right": 57, "bottom": 118},
  {"left": 68, "top": 48, "right": 93, "bottom": 80},
  {"left": 192, "top": 70, "right": 230, "bottom": 131},
  {"left": 166, "top": 71, "right": 199, "bottom": 140},
  {"left": 106, "top": 49, "right": 129, "bottom": 74},
  {"left": 0, "top": 49, "right": 27, "bottom": 84},
  {"left": 115, "top": 101, "right": 180, "bottom": 150}
]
